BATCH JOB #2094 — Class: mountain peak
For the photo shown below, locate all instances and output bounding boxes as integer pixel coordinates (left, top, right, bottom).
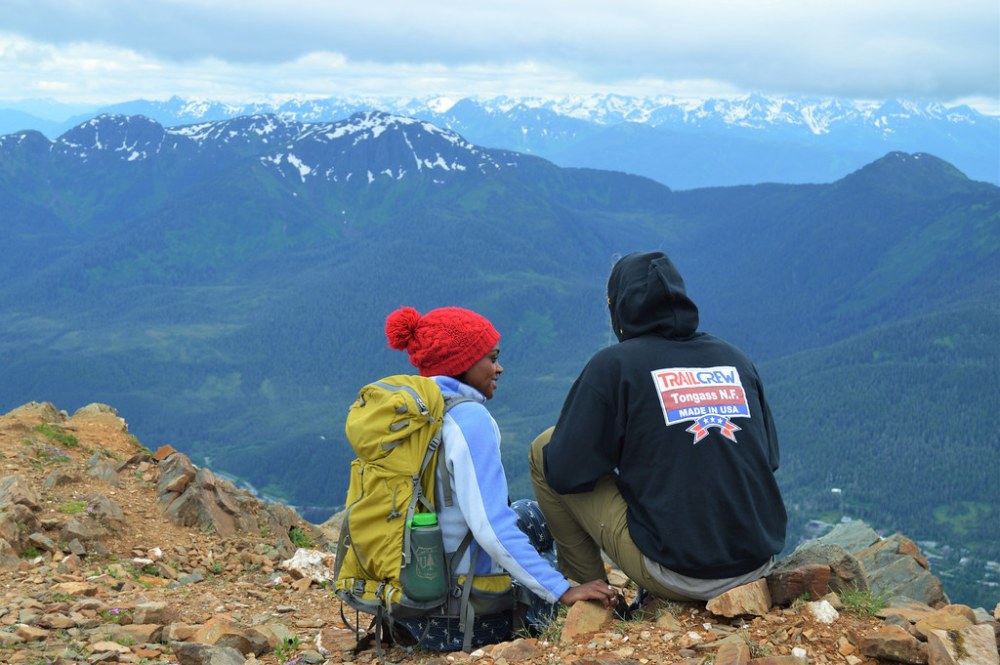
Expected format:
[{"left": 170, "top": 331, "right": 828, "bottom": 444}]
[
  {"left": 247, "top": 110, "right": 511, "bottom": 185},
  {"left": 30, "top": 111, "right": 513, "bottom": 184},
  {"left": 838, "top": 151, "right": 976, "bottom": 196},
  {"left": 56, "top": 114, "right": 169, "bottom": 161}
]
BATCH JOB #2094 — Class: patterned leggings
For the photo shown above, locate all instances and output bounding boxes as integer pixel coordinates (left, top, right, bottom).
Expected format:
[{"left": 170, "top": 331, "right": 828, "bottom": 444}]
[{"left": 391, "top": 499, "right": 560, "bottom": 651}]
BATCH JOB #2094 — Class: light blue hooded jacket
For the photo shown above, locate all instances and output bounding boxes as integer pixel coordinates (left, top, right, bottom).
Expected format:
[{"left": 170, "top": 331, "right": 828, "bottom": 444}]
[{"left": 432, "top": 376, "right": 570, "bottom": 604}]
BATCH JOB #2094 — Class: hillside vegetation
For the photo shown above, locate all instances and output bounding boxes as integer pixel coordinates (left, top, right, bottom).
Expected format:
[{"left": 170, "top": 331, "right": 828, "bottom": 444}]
[{"left": 1, "top": 114, "right": 997, "bottom": 608}]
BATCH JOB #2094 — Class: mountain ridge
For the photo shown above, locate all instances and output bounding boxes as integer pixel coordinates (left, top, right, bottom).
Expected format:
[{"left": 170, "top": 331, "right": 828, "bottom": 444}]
[
  {"left": 3, "top": 92, "right": 997, "bottom": 189},
  {"left": 0, "top": 112, "right": 997, "bottom": 609}
]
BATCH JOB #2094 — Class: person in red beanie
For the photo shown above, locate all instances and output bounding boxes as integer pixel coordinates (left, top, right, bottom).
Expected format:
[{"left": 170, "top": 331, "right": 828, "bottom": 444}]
[{"left": 385, "top": 305, "right": 616, "bottom": 650}]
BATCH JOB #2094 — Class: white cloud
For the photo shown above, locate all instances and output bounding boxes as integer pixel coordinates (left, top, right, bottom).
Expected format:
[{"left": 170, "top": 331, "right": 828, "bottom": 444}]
[{"left": 0, "top": 0, "right": 996, "bottom": 113}]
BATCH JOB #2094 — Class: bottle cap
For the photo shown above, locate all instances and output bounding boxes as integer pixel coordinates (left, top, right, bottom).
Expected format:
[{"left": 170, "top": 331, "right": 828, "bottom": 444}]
[{"left": 411, "top": 512, "right": 438, "bottom": 527}]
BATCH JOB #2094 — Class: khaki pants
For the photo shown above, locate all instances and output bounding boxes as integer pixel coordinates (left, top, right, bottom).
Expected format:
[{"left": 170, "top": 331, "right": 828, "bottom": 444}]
[{"left": 528, "top": 427, "right": 691, "bottom": 601}]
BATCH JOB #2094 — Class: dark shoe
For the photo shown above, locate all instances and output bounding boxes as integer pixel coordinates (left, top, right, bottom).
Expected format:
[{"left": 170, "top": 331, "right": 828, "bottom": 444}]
[
  {"left": 611, "top": 592, "right": 631, "bottom": 621},
  {"left": 627, "top": 587, "right": 649, "bottom": 615}
]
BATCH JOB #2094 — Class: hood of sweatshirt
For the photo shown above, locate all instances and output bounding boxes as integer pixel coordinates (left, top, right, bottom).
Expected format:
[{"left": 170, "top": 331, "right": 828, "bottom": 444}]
[{"left": 607, "top": 251, "right": 700, "bottom": 342}]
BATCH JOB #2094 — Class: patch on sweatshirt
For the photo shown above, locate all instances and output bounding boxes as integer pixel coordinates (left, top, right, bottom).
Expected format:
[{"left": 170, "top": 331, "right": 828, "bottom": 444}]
[{"left": 650, "top": 366, "right": 750, "bottom": 444}]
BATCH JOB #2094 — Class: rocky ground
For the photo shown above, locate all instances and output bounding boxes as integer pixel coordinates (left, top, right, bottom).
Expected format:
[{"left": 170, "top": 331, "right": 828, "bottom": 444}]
[{"left": 0, "top": 401, "right": 996, "bottom": 665}]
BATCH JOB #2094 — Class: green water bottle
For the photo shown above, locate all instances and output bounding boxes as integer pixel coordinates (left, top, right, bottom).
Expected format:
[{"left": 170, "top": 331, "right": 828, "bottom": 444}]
[{"left": 401, "top": 512, "right": 447, "bottom": 603}]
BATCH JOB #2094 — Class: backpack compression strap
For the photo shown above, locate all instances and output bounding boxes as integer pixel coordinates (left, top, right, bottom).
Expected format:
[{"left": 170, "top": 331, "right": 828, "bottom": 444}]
[
  {"left": 435, "top": 394, "right": 474, "bottom": 509},
  {"left": 402, "top": 393, "right": 473, "bottom": 568}
]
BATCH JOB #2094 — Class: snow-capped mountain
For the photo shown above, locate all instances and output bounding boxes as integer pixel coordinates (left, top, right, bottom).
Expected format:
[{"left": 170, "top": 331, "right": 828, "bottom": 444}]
[
  {"left": 0, "top": 111, "right": 522, "bottom": 188},
  {"left": 88, "top": 92, "right": 993, "bottom": 133},
  {"left": 1, "top": 93, "right": 997, "bottom": 189}
]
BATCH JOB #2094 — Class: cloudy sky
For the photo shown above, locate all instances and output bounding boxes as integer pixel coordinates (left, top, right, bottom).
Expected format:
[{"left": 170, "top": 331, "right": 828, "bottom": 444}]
[{"left": 1, "top": 0, "right": 998, "bottom": 115}]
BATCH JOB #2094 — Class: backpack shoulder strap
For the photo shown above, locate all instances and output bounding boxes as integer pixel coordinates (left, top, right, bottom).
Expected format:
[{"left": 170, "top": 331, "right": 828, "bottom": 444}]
[{"left": 436, "top": 394, "right": 476, "bottom": 508}]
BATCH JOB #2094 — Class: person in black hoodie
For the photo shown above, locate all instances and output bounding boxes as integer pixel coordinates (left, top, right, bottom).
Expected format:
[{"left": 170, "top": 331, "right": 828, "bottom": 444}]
[{"left": 529, "top": 251, "right": 787, "bottom": 601}]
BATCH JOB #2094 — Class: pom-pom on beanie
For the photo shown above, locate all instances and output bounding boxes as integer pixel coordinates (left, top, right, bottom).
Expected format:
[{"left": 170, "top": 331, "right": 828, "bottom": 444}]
[{"left": 386, "top": 306, "right": 500, "bottom": 377}]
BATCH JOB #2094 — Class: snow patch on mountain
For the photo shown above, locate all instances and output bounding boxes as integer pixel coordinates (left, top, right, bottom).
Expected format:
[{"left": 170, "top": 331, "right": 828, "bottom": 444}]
[{"left": 4, "top": 110, "right": 510, "bottom": 190}]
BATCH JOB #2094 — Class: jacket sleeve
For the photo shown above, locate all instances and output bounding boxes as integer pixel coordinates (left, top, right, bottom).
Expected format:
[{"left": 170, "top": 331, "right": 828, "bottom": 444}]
[
  {"left": 544, "top": 359, "right": 623, "bottom": 494},
  {"left": 444, "top": 402, "right": 571, "bottom": 604},
  {"left": 756, "top": 374, "right": 780, "bottom": 471}
]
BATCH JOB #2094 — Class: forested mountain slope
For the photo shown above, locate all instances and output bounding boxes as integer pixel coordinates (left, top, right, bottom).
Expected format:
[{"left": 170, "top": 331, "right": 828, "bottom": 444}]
[{"left": 1, "top": 113, "right": 997, "bottom": 606}]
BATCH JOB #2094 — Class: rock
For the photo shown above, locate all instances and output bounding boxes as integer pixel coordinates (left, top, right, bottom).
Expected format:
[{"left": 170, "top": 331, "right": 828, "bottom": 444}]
[
  {"left": 0, "top": 475, "right": 42, "bottom": 510},
  {"left": 913, "top": 605, "right": 976, "bottom": 640},
  {"left": 770, "top": 542, "right": 868, "bottom": 593},
  {"left": 170, "top": 641, "right": 247, "bottom": 665},
  {"left": 14, "top": 624, "right": 49, "bottom": 641},
  {"left": 857, "top": 534, "right": 948, "bottom": 607},
  {"left": 161, "top": 623, "right": 198, "bottom": 642},
  {"left": 766, "top": 564, "right": 831, "bottom": 605},
  {"left": 879, "top": 596, "right": 939, "bottom": 622},
  {"left": 266, "top": 503, "right": 314, "bottom": 557},
  {"left": 86, "top": 454, "right": 122, "bottom": 485},
  {"left": 72, "top": 402, "right": 121, "bottom": 419},
  {"left": 607, "top": 568, "right": 630, "bottom": 587},
  {"left": 158, "top": 452, "right": 197, "bottom": 494},
  {"left": 66, "top": 537, "right": 87, "bottom": 556},
  {"left": 296, "top": 649, "right": 325, "bottom": 663},
  {"left": 560, "top": 600, "right": 611, "bottom": 642},
  {"left": 776, "top": 520, "right": 950, "bottom": 611},
  {"left": 856, "top": 624, "right": 928, "bottom": 664},
  {"left": 315, "top": 626, "right": 360, "bottom": 655},
  {"left": 7, "top": 402, "right": 64, "bottom": 421},
  {"left": 0, "top": 502, "right": 39, "bottom": 551},
  {"left": 59, "top": 515, "right": 110, "bottom": 544},
  {"left": 925, "top": 624, "right": 999, "bottom": 665},
  {"left": 4, "top": 405, "right": 984, "bottom": 665},
  {"left": 257, "top": 622, "right": 296, "bottom": 649},
  {"left": 655, "top": 609, "right": 683, "bottom": 631},
  {"left": 26, "top": 532, "right": 58, "bottom": 553},
  {"left": 154, "top": 444, "right": 180, "bottom": 461},
  {"left": 42, "top": 469, "right": 81, "bottom": 489},
  {"left": 714, "top": 638, "right": 751, "bottom": 665},
  {"left": 0, "top": 538, "right": 20, "bottom": 568},
  {"left": 111, "top": 622, "right": 163, "bottom": 644},
  {"left": 806, "top": 599, "right": 840, "bottom": 624},
  {"left": 706, "top": 578, "right": 771, "bottom": 618},
  {"left": 972, "top": 606, "right": 994, "bottom": 622},
  {"left": 57, "top": 552, "right": 80, "bottom": 572},
  {"left": 266, "top": 502, "right": 302, "bottom": 532},
  {"left": 192, "top": 616, "right": 269, "bottom": 656},
  {"left": 50, "top": 581, "right": 99, "bottom": 596},
  {"left": 89, "top": 493, "right": 127, "bottom": 528},
  {"left": 677, "top": 630, "right": 705, "bottom": 648},
  {"left": 491, "top": 637, "right": 540, "bottom": 660},
  {"left": 37, "top": 612, "right": 76, "bottom": 629},
  {"left": 279, "top": 548, "right": 337, "bottom": 584},
  {"left": 133, "top": 601, "right": 180, "bottom": 625},
  {"left": 817, "top": 520, "right": 882, "bottom": 552},
  {"left": 90, "top": 639, "right": 132, "bottom": 653},
  {"left": 159, "top": 457, "right": 260, "bottom": 537}
]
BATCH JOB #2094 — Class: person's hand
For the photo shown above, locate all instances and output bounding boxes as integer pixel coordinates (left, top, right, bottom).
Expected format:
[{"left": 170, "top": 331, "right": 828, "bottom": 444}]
[{"left": 558, "top": 579, "right": 618, "bottom": 608}]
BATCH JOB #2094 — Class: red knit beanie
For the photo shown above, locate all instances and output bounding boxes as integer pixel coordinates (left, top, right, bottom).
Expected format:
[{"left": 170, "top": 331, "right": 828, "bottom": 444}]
[{"left": 386, "top": 306, "right": 501, "bottom": 377}]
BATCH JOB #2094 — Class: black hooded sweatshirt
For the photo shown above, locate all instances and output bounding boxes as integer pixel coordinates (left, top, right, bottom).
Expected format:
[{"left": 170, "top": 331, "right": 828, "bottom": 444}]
[{"left": 544, "top": 251, "right": 787, "bottom": 579}]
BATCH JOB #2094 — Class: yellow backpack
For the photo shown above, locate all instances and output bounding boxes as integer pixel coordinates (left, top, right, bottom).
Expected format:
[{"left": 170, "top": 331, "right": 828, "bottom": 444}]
[
  {"left": 334, "top": 375, "right": 530, "bottom": 655},
  {"left": 337, "top": 375, "right": 520, "bottom": 653},
  {"left": 335, "top": 375, "right": 452, "bottom": 608}
]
